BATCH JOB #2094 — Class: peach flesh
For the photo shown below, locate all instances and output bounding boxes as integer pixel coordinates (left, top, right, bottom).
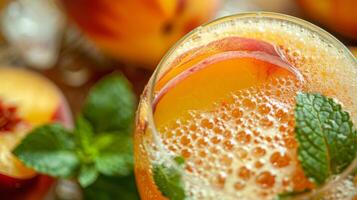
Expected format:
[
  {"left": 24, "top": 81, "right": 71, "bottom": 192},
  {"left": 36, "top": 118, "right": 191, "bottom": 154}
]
[{"left": 0, "top": 67, "right": 72, "bottom": 199}]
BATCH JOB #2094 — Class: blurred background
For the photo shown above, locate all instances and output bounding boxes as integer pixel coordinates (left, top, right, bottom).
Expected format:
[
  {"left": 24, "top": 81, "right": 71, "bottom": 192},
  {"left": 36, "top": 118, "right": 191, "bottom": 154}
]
[{"left": 0, "top": 0, "right": 356, "bottom": 115}]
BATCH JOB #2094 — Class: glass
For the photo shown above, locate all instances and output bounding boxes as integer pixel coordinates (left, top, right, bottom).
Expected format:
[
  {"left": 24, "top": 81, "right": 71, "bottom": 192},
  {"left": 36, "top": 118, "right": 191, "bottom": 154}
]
[{"left": 134, "top": 12, "right": 357, "bottom": 200}]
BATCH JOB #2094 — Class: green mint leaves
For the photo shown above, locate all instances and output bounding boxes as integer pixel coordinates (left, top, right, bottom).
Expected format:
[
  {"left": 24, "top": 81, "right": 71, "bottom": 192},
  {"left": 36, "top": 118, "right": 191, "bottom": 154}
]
[
  {"left": 295, "top": 93, "right": 357, "bottom": 185},
  {"left": 153, "top": 156, "right": 186, "bottom": 200},
  {"left": 82, "top": 74, "right": 136, "bottom": 134},
  {"left": 13, "top": 73, "right": 138, "bottom": 198},
  {"left": 13, "top": 124, "right": 78, "bottom": 177}
]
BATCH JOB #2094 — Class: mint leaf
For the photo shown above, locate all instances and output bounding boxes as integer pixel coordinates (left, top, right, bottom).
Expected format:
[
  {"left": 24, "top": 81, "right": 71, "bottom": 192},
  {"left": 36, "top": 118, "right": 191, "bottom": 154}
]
[
  {"left": 74, "top": 116, "right": 98, "bottom": 165},
  {"left": 75, "top": 115, "right": 94, "bottom": 150},
  {"left": 153, "top": 158, "right": 186, "bottom": 200},
  {"left": 13, "top": 124, "right": 79, "bottom": 177},
  {"left": 82, "top": 74, "right": 136, "bottom": 134},
  {"left": 93, "top": 133, "right": 115, "bottom": 150},
  {"left": 95, "top": 133, "right": 133, "bottom": 176},
  {"left": 79, "top": 164, "right": 98, "bottom": 187},
  {"left": 83, "top": 174, "right": 139, "bottom": 200},
  {"left": 295, "top": 93, "right": 357, "bottom": 185}
]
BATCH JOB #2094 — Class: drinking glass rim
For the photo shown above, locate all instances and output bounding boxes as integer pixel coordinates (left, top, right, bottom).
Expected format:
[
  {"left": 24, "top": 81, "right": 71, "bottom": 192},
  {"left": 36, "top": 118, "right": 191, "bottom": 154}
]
[{"left": 143, "top": 12, "right": 357, "bottom": 199}]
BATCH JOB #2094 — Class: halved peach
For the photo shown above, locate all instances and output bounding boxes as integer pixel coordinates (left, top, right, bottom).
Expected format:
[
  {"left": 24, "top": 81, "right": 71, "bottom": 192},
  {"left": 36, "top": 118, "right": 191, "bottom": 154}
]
[{"left": 0, "top": 67, "right": 72, "bottom": 198}]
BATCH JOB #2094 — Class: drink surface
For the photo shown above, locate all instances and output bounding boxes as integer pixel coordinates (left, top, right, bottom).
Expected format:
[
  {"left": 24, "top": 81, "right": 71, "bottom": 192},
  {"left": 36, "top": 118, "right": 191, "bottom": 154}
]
[{"left": 135, "top": 14, "right": 357, "bottom": 200}]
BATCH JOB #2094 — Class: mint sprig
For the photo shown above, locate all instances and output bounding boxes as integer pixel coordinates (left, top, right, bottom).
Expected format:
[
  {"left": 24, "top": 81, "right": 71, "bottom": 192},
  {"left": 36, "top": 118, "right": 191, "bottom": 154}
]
[
  {"left": 13, "top": 73, "right": 139, "bottom": 199},
  {"left": 153, "top": 156, "right": 186, "bottom": 200},
  {"left": 295, "top": 93, "right": 357, "bottom": 185}
]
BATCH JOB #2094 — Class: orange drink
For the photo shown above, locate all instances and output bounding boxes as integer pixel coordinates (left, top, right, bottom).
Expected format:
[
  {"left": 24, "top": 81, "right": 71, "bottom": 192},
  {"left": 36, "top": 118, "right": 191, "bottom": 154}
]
[{"left": 135, "top": 13, "right": 357, "bottom": 199}]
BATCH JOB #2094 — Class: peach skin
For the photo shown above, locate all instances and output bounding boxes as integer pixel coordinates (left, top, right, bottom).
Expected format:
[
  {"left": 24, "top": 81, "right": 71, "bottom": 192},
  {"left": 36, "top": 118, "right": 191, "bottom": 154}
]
[{"left": 60, "top": 0, "right": 221, "bottom": 68}]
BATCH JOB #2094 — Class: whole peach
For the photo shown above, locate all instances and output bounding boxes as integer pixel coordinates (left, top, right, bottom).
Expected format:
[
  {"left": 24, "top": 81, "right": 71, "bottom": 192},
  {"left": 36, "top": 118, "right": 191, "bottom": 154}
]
[
  {"left": 297, "top": 0, "right": 357, "bottom": 39},
  {"left": 60, "top": 0, "right": 221, "bottom": 68},
  {"left": 0, "top": 67, "right": 72, "bottom": 199}
]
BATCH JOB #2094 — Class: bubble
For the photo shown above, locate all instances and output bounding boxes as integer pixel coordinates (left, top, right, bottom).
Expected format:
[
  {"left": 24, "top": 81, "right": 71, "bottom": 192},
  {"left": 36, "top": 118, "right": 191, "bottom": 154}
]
[
  {"left": 223, "top": 139, "right": 235, "bottom": 150},
  {"left": 258, "top": 104, "right": 272, "bottom": 115},
  {"left": 235, "top": 131, "right": 252, "bottom": 144},
  {"left": 201, "top": 118, "right": 213, "bottom": 129},
  {"left": 197, "top": 138, "right": 209, "bottom": 147},
  {"left": 237, "top": 148, "right": 248, "bottom": 159},
  {"left": 211, "top": 135, "right": 223, "bottom": 144},
  {"left": 252, "top": 147, "right": 266, "bottom": 157},
  {"left": 189, "top": 124, "right": 198, "bottom": 131},
  {"left": 256, "top": 171, "right": 276, "bottom": 189},
  {"left": 270, "top": 152, "right": 291, "bottom": 168},
  {"left": 237, "top": 166, "right": 251, "bottom": 180},
  {"left": 220, "top": 154, "right": 233, "bottom": 166},
  {"left": 283, "top": 137, "right": 297, "bottom": 149},
  {"left": 234, "top": 180, "right": 246, "bottom": 191},
  {"left": 260, "top": 118, "right": 274, "bottom": 129},
  {"left": 180, "top": 135, "right": 191, "bottom": 146},
  {"left": 213, "top": 126, "right": 223, "bottom": 134},
  {"left": 242, "top": 99, "right": 256, "bottom": 110},
  {"left": 216, "top": 172, "right": 227, "bottom": 188},
  {"left": 231, "top": 108, "right": 243, "bottom": 118},
  {"left": 198, "top": 150, "right": 207, "bottom": 158},
  {"left": 181, "top": 148, "right": 192, "bottom": 158},
  {"left": 254, "top": 161, "right": 264, "bottom": 169}
]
